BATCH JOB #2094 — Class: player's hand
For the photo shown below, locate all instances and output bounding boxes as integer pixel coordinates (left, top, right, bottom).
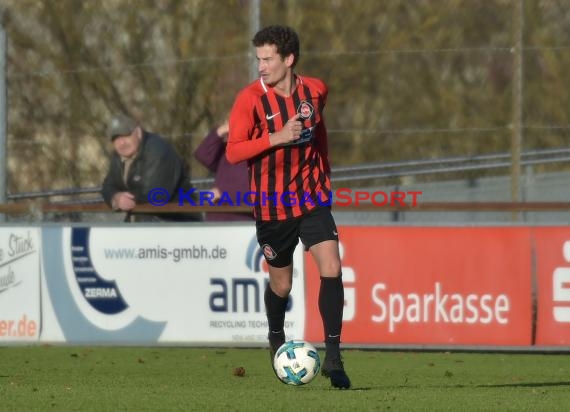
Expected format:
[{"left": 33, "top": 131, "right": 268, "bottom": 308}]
[
  {"left": 112, "top": 192, "right": 136, "bottom": 211},
  {"left": 270, "top": 114, "right": 302, "bottom": 146}
]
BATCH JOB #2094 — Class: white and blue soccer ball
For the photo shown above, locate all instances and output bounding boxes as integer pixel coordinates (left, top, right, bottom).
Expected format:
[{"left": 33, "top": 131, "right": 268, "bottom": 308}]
[{"left": 273, "top": 340, "right": 321, "bottom": 386}]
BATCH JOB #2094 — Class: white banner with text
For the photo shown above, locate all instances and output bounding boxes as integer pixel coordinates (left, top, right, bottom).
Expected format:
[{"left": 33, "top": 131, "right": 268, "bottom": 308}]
[{"left": 40, "top": 225, "right": 305, "bottom": 344}]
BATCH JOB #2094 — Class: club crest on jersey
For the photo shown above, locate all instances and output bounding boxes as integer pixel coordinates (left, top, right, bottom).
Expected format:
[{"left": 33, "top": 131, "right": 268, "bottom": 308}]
[
  {"left": 297, "top": 100, "right": 314, "bottom": 119},
  {"left": 261, "top": 244, "right": 277, "bottom": 260}
]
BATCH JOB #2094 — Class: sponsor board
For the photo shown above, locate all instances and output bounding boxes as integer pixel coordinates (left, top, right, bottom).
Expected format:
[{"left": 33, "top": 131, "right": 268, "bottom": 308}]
[
  {"left": 533, "top": 227, "right": 570, "bottom": 345},
  {"left": 0, "top": 228, "right": 40, "bottom": 342},
  {"left": 304, "top": 227, "right": 533, "bottom": 346},
  {"left": 40, "top": 225, "right": 305, "bottom": 344}
]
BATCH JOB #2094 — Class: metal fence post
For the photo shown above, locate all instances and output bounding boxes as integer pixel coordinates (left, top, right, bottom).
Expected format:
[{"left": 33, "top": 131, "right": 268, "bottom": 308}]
[
  {"left": 249, "top": 0, "right": 260, "bottom": 81},
  {"left": 0, "top": 20, "right": 7, "bottom": 223},
  {"left": 511, "top": 0, "right": 524, "bottom": 221}
]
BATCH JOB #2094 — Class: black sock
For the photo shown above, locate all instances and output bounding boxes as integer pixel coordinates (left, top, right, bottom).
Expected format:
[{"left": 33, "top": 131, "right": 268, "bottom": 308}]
[
  {"left": 264, "top": 285, "right": 288, "bottom": 343},
  {"left": 319, "top": 275, "right": 344, "bottom": 359}
]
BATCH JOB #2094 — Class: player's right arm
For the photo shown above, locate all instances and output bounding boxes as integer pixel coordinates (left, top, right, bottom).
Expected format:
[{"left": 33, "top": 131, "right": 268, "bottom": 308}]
[
  {"left": 226, "top": 90, "right": 302, "bottom": 164},
  {"left": 226, "top": 90, "right": 270, "bottom": 164}
]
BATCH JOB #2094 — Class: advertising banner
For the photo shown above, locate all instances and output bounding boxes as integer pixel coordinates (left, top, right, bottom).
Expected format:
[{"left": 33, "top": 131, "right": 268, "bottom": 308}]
[
  {"left": 304, "top": 227, "right": 533, "bottom": 346},
  {"left": 533, "top": 227, "right": 570, "bottom": 345},
  {"left": 40, "top": 225, "right": 305, "bottom": 344},
  {"left": 0, "top": 228, "right": 41, "bottom": 342}
]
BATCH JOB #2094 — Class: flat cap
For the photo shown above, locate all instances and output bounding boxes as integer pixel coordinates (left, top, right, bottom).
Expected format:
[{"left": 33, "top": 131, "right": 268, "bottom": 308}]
[{"left": 108, "top": 114, "right": 138, "bottom": 140}]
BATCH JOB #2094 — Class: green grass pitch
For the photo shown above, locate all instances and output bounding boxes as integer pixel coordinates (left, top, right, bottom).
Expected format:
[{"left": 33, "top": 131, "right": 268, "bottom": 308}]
[{"left": 1, "top": 346, "right": 570, "bottom": 411}]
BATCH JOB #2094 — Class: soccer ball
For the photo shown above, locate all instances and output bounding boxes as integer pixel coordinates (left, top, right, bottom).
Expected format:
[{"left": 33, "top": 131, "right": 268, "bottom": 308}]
[{"left": 273, "top": 340, "right": 321, "bottom": 386}]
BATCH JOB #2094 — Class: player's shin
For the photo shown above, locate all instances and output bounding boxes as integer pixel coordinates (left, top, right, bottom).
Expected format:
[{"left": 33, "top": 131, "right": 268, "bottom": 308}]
[
  {"left": 264, "top": 285, "right": 288, "bottom": 353},
  {"left": 318, "top": 274, "right": 344, "bottom": 360}
]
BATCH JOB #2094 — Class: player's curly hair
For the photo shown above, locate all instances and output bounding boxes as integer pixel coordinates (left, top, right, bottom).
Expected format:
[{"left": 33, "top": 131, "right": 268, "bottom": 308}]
[{"left": 252, "top": 25, "right": 300, "bottom": 68}]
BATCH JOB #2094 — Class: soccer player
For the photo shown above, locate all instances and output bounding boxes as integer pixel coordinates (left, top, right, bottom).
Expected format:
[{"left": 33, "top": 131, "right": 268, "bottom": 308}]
[{"left": 226, "top": 25, "right": 351, "bottom": 389}]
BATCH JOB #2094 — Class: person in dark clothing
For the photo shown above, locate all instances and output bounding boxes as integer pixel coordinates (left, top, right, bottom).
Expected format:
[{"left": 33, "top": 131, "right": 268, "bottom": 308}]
[
  {"left": 101, "top": 113, "right": 201, "bottom": 222},
  {"left": 194, "top": 118, "right": 253, "bottom": 222}
]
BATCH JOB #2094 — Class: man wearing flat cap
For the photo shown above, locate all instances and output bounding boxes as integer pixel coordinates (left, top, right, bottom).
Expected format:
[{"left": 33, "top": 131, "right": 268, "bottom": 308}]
[{"left": 101, "top": 114, "right": 201, "bottom": 222}]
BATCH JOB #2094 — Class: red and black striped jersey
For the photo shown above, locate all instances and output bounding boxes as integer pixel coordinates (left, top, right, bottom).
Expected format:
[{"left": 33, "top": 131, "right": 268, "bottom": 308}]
[{"left": 227, "top": 75, "right": 332, "bottom": 221}]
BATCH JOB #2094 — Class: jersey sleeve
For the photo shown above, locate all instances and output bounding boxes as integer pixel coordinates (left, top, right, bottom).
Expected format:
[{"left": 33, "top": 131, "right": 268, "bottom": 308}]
[
  {"left": 315, "top": 120, "right": 330, "bottom": 174},
  {"left": 310, "top": 77, "right": 331, "bottom": 174},
  {"left": 226, "top": 88, "right": 271, "bottom": 164}
]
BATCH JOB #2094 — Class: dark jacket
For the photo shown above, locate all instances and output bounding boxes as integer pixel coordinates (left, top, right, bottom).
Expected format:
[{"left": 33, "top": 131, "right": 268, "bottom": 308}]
[
  {"left": 102, "top": 130, "right": 201, "bottom": 222},
  {"left": 194, "top": 128, "right": 253, "bottom": 221}
]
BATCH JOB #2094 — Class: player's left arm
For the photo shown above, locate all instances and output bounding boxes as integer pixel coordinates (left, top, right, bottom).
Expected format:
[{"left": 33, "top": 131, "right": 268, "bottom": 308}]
[
  {"left": 313, "top": 78, "right": 331, "bottom": 174},
  {"left": 315, "top": 119, "right": 331, "bottom": 175}
]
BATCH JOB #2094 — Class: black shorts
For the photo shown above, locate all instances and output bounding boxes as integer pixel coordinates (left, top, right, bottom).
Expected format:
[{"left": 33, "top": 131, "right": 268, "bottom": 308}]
[{"left": 256, "top": 206, "right": 339, "bottom": 268}]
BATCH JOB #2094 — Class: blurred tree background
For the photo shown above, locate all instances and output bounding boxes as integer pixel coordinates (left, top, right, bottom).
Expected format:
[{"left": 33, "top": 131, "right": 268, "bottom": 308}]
[{"left": 1, "top": 0, "right": 569, "bottom": 195}]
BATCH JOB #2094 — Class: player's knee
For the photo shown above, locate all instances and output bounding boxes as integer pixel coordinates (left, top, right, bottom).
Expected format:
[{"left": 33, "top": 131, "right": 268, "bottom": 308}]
[
  {"left": 272, "top": 281, "right": 292, "bottom": 297},
  {"left": 320, "top": 260, "right": 341, "bottom": 278},
  {"left": 270, "top": 274, "right": 292, "bottom": 297}
]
